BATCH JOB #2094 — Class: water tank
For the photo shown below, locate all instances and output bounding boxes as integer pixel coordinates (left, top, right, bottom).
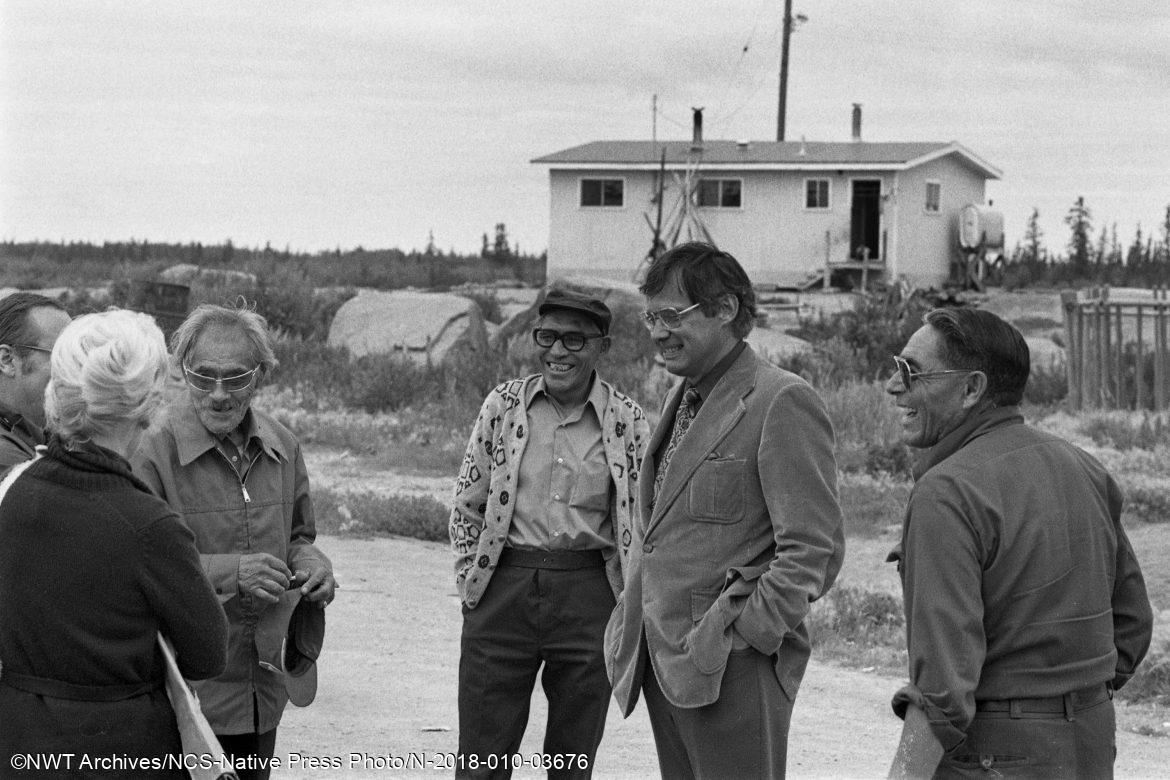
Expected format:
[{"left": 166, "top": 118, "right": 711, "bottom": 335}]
[{"left": 958, "top": 204, "right": 1005, "bottom": 251}]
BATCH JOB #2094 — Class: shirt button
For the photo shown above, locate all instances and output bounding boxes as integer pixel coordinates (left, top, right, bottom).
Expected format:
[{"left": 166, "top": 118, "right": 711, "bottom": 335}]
[
  {"left": 557, "top": 457, "right": 564, "bottom": 464},
  {"left": 642, "top": 543, "right": 653, "bottom": 553},
  {"left": 554, "top": 494, "right": 561, "bottom": 501}
]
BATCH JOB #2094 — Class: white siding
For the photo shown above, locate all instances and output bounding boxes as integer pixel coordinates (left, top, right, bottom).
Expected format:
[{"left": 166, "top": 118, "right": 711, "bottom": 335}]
[{"left": 544, "top": 153, "right": 989, "bottom": 289}]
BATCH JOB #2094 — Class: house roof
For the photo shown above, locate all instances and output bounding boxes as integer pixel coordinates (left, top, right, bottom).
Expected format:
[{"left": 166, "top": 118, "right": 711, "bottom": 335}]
[{"left": 532, "top": 140, "right": 1001, "bottom": 179}]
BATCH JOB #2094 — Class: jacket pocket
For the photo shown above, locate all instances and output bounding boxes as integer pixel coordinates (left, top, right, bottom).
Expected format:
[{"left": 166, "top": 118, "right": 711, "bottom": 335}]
[
  {"left": 687, "top": 587, "right": 731, "bottom": 675},
  {"left": 687, "top": 457, "right": 745, "bottom": 523},
  {"left": 604, "top": 597, "right": 626, "bottom": 670}
]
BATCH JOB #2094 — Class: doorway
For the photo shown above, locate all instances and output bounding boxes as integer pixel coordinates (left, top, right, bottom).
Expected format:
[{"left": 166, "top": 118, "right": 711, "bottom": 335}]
[{"left": 850, "top": 179, "right": 881, "bottom": 261}]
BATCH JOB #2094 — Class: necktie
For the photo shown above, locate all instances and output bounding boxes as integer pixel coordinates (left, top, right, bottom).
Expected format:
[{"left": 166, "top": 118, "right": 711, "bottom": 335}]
[{"left": 652, "top": 387, "right": 702, "bottom": 508}]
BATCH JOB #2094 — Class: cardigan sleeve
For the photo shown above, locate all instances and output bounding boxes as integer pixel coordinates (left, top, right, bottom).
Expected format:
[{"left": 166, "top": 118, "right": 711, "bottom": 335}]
[{"left": 449, "top": 392, "right": 499, "bottom": 588}]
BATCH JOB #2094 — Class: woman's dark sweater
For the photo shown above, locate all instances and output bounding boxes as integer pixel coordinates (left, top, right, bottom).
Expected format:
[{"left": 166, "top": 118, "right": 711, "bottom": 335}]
[{"left": 0, "top": 436, "right": 228, "bottom": 768}]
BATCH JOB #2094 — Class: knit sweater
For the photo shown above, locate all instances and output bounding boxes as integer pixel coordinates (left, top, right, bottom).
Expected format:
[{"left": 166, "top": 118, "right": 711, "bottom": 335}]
[
  {"left": 449, "top": 374, "right": 649, "bottom": 608},
  {"left": 0, "top": 436, "right": 227, "bottom": 760}
]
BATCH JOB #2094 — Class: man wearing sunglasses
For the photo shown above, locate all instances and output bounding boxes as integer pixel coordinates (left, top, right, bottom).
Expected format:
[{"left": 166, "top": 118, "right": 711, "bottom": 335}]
[
  {"left": 0, "top": 292, "right": 72, "bottom": 470},
  {"left": 133, "top": 303, "right": 335, "bottom": 780},
  {"left": 886, "top": 307, "right": 1151, "bottom": 777},
  {"left": 606, "top": 242, "right": 844, "bottom": 778},
  {"left": 450, "top": 288, "right": 649, "bottom": 778}
]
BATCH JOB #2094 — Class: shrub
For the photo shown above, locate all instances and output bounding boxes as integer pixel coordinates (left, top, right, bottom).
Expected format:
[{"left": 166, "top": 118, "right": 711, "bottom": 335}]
[
  {"left": 807, "top": 585, "right": 906, "bottom": 671},
  {"left": 1023, "top": 363, "right": 1068, "bottom": 405},
  {"left": 788, "top": 289, "right": 934, "bottom": 383},
  {"left": 1117, "top": 628, "right": 1170, "bottom": 704},
  {"left": 820, "top": 380, "right": 910, "bottom": 477},
  {"left": 1079, "top": 412, "right": 1170, "bottom": 451},
  {"left": 1117, "top": 475, "right": 1170, "bottom": 524},
  {"left": 838, "top": 472, "right": 912, "bottom": 537},
  {"left": 313, "top": 487, "right": 449, "bottom": 540}
]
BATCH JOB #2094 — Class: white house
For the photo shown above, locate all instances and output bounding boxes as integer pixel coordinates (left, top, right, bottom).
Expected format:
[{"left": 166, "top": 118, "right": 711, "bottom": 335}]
[{"left": 532, "top": 111, "right": 1001, "bottom": 290}]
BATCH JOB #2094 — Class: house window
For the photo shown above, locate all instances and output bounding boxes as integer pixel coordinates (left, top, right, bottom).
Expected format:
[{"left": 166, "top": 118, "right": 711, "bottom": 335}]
[
  {"left": 805, "top": 179, "right": 830, "bottom": 209},
  {"left": 580, "top": 178, "right": 624, "bottom": 207},
  {"left": 696, "top": 179, "right": 742, "bottom": 208},
  {"left": 925, "top": 181, "right": 941, "bottom": 213}
]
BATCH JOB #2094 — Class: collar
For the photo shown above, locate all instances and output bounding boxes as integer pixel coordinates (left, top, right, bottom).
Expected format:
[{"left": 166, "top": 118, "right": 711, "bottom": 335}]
[
  {"left": 526, "top": 372, "right": 609, "bottom": 417},
  {"left": 911, "top": 405, "right": 1024, "bottom": 481},
  {"left": 171, "top": 396, "right": 290, "bottom": 467},
  {"left": 691, "top": 340, "right": 747, "bottom": 400},
  {"left": 0, "top": 401, "right": 44, "bottom": 445}
]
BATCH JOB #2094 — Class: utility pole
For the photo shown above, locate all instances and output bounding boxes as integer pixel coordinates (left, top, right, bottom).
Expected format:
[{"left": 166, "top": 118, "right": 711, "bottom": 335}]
[
  {"left": 777, "top": 0, "right": 793, "bottom": 141},
  {"left": 652, "top": 93, "right": 658, "bottom": 143}
]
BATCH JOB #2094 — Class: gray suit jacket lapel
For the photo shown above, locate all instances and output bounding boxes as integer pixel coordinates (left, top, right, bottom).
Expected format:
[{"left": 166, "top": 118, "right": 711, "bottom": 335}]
[{"left": 643, "top": 348, "right": 756, "bottom": 538}]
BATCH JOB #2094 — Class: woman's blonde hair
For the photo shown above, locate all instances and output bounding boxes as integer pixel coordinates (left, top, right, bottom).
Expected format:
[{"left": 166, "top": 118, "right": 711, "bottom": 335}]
[{"left": 44, "top": 309, "right": 169, "bottom": 442}]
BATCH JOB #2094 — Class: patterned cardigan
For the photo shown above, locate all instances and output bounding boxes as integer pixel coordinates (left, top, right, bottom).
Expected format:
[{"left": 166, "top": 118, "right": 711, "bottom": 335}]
[{"left": 449, "top": 374, "right": 649, "bottom": 609}]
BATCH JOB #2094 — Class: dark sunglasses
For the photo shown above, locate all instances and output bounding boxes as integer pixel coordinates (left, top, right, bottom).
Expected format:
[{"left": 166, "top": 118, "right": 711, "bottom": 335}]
[
  {"left": 892, "top": 355, "right": 969, "bottom": 389},
  {"left": 183, "top": 364, "right": 261, "bottom": 393},
  {"left": 532, "top": 328, "right": 604, "bottom": 352}
]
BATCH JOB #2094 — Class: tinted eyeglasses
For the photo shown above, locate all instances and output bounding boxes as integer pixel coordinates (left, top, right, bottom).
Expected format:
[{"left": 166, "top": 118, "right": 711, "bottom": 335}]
[
  {"left": 183, "top": 364, "right": 261, "bottom": 393},
  {"left": 532, "top": 328, "right": 604, "bottom": 352},
  {"left": 892, "top": 355, "right": 970, "bottom": 389},
  {"left": 641, "top": 302, "right": 702, "bottom": 331}
]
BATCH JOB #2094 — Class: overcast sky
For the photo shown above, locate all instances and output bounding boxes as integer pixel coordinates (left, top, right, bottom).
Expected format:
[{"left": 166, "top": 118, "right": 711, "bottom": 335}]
[{"left": 2, "top": 0, "right": 1168, "bottom": 256}]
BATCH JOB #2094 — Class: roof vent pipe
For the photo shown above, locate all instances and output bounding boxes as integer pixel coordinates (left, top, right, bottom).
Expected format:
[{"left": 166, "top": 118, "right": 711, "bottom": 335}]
[
  {"left": 691, "top": 107, "right": 704, "bottom": 149},
  {"left": 798, "top": 135, "right": 807, "bottom": 156},
  {"left": 852, "top": 103, "right": 862, "bottom": 142}
]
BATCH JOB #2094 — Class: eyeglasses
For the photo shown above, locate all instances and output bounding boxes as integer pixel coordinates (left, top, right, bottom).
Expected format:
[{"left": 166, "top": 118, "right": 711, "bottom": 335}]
[
  {"left": 183, "top": 364, "right": 260, "bottom": 393},
  {"left": 532, "top": 328, "right": 604, "bottom": 352},
  {"left": 641, "top": 302, "right": 702, "bottom": 331},
  {"left": 892, "top": 355, "right": 970, "bottom": 389},
  {"left": 12, "top": 344, "right": 51, "bottom": 354}
]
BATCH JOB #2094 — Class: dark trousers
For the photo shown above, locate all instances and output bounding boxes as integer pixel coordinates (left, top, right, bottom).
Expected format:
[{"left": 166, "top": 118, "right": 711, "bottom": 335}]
[
  {"left": 216, "top": 728, "right": 278, "bottom": 780},
  {"left": 457, "top": 557, "right": 615, "bottom": 780},
  {"left": 642, "top": 647, "right": 795, "bottom": 780},
  {"left": 935, "top": 688, "right": 1116, "bottom": 778}
]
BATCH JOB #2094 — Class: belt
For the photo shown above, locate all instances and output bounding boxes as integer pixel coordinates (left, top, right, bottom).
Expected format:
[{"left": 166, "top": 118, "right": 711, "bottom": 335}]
[
  {"left": 1, "top": 669, "right": 163, "bottom": 702},
  {"left": 975, "top": 683, "right": 1112, "bottom": 720},
  {"left": 497, "top": 547, "right": 605, "bottom": 570}
]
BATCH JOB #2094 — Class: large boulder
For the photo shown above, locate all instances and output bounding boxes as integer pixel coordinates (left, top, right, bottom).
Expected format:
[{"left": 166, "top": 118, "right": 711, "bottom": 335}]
[
  {"left": 159, "top": 263, "right": 257, "bottom": 288},
  {"left": 327, "top": 289, "right": 488, "bottom": 364},
  {"left": 746, "top": 327, "right": 814, "bottom": 364},
  {"left": 498, "top": 278, "right": 651, "bottom": 365}
]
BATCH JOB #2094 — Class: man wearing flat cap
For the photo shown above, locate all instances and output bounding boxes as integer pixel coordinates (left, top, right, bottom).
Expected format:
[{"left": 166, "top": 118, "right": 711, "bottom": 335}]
[{"left": 450, "top": 287, "right": 649, "bottom": 778}]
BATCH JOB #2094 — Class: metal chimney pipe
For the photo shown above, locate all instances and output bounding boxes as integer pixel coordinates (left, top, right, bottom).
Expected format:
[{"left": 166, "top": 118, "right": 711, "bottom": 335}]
[
  {"left": 852, "top": 103, "right": 862, "bottom": 141},
  {"left": 692, "top": 107, "right": 704, "bottom": 147}
]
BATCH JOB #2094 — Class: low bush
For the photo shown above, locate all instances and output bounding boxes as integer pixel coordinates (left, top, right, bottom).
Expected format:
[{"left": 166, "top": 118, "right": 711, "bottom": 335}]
[
  {"left": 1023, "top": 363, "right": 1068, "bottom": 405},
  {"left": 807, "top": 585, "right": 906, "bottom": 671},
  {"left": 788, "top": 289, "right": 934, "bottom": 383},
  {"left": 1117, "top": 627, "right": 1170, "bottom": 704},
  {"left": 838, "top": 472, "right": 912, "bottom": 537},
  {"left": 1117, "top": 475, "right": 1170, "bottom": 524},
  {"left": 313, "top": 487, "right": 449, "bottom": 540},
  {"left": 820, "top": 380, "right": 909, "bottom": 476},
  {"left": 1079, "top": 412, "right": 1170, "bottom": 451}
]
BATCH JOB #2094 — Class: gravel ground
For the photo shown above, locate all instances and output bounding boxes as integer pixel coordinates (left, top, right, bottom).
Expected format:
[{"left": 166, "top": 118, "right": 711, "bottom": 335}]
[{"left": 270, "top": 536, "right": 1170, "bottom": 779}]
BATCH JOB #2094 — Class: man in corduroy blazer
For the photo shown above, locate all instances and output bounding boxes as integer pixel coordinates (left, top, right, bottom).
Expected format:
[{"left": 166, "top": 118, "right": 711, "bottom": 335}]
[{"left": 605, "top": 242, "right": 845, "bottom": 779}]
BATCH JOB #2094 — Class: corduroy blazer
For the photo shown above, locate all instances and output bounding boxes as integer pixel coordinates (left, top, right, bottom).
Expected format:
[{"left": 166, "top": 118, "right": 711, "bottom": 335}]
[{"left": 605, "top": 345, "right": 845, "bottom": 712}]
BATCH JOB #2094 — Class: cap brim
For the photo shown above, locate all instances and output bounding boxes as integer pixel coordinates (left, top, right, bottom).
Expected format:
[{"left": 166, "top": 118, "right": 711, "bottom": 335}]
[{"left": 283, "top": 645, "right": 318, "bottom": 707}]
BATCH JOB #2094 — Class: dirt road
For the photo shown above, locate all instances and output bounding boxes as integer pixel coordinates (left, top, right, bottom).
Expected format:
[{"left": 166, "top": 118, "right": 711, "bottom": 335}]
[{"left": 271, "top": 536, "right": 1169, "bottom": 779}]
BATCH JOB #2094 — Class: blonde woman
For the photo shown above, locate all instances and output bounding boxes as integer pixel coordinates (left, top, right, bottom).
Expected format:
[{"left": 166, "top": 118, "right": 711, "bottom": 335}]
[{"left": 0, "top": 309, "right": 227, "bottom": 775}]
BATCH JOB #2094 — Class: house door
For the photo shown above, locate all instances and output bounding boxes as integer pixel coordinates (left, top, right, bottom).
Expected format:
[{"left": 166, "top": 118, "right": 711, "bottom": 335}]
[{"left": 850, "top": 180, "right": 881, "bottom": 261}]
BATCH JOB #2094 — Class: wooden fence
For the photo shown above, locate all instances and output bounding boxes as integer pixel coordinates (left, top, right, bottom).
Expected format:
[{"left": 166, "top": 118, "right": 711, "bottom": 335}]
[{"left": 1061, "top": 287, "right": 1170, "bottom": 411}]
